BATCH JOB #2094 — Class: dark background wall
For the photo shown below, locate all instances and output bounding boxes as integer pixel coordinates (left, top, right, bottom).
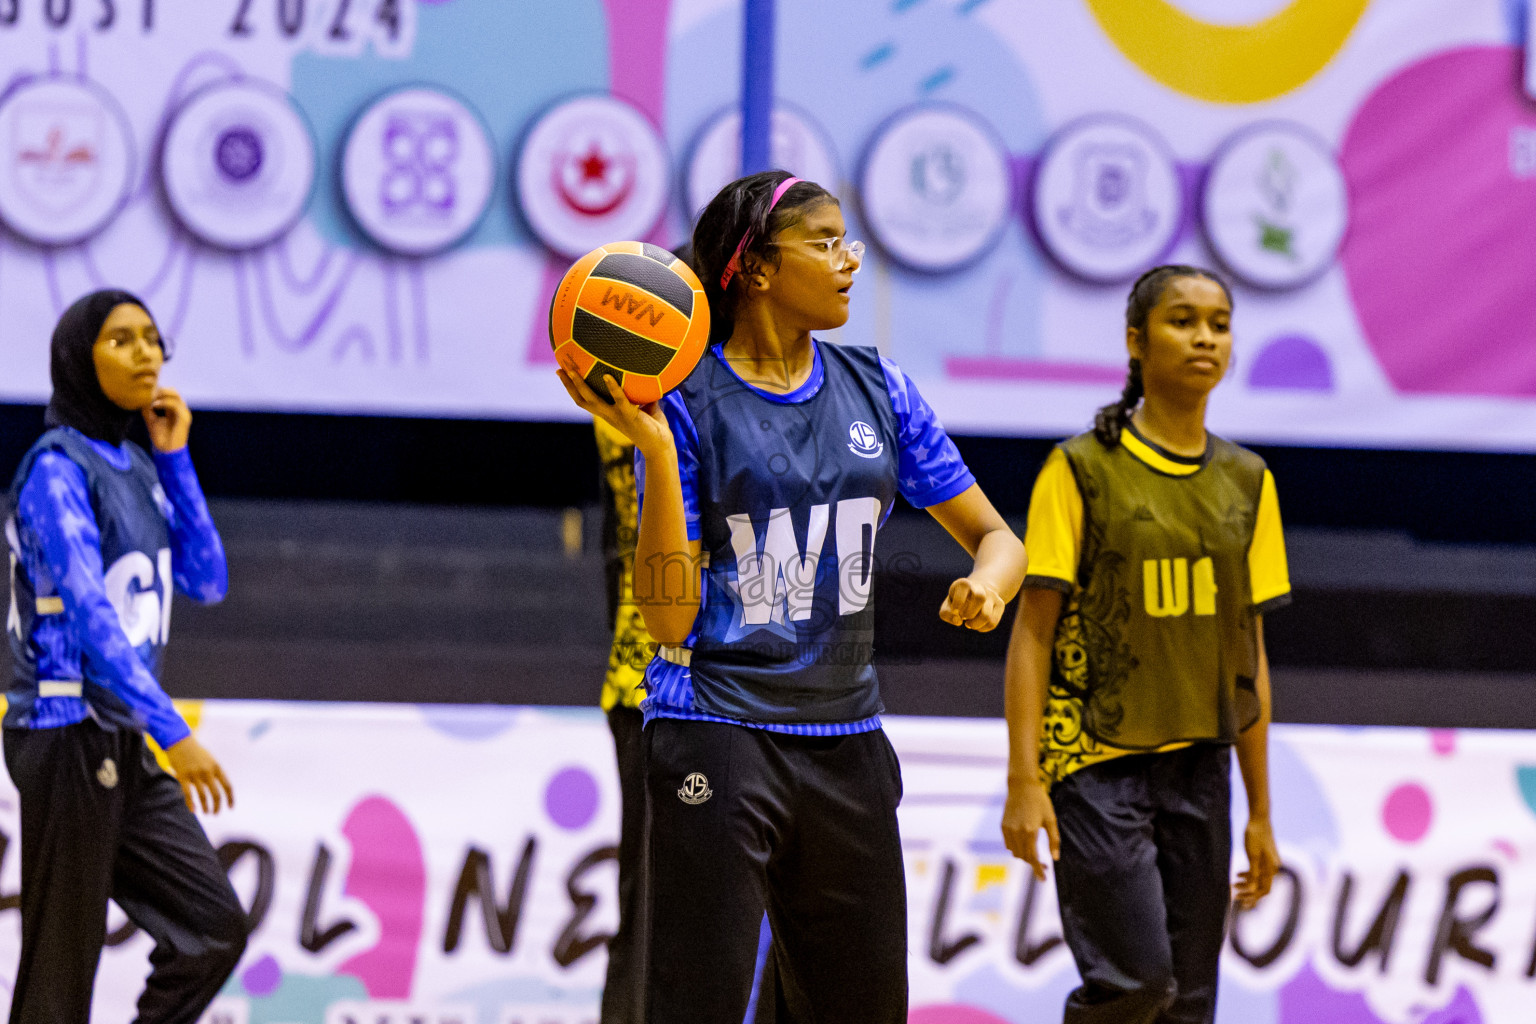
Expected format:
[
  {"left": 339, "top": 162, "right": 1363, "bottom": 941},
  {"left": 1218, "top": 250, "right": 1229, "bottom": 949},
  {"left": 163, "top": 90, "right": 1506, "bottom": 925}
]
[
  {"left": 5, "top": 402, "right": 1534, "bottom": 727},
  {"left": 8, "top": 402, "right": 1535, "bottom": 541}
]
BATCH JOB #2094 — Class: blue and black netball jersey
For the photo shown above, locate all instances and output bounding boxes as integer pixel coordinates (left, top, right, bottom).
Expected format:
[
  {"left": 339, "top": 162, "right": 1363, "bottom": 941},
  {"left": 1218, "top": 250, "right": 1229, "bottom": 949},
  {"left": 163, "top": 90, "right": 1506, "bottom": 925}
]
[
  {"left": 4, "top": 427, "right": 227, "bottom": 748},
  {"left": 637, "top": 342, "right": 975, "bottom": 733}
]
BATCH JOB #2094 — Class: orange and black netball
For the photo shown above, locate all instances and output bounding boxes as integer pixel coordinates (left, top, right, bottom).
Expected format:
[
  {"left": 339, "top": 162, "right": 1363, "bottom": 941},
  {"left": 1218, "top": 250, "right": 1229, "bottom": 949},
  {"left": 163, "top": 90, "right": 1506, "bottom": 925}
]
[{"left": 549, "top": 241, "right": 710, "bottom": 405}]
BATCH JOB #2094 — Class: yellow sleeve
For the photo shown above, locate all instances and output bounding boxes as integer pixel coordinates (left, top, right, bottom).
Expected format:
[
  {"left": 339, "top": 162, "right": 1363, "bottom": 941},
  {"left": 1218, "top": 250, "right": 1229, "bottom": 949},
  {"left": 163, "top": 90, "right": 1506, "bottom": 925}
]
[
  {"left": 1247, "top": 469, "right": 1291, "bottom": 613},
  {"left": 594, "top": 418, "right": 639, "bottom": 558},
  {"left": 594, "top": 417, "right": 631, "bottom": 471},
  {"left": 1022, "top": 448, "right": 1083, "bottom": 592},
  {"left": 594, "top": 417, "right": 652, "bottom": 710}
]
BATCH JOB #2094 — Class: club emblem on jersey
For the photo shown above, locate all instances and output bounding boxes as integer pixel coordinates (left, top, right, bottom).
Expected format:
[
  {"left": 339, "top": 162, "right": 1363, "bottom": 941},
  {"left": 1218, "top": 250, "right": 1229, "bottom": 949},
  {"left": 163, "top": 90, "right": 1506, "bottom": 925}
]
[
  {"left": 847, "top": 421, "right": 884, "bottom": 459},
  {"left": 96, "top": 757, "right": 118, "bottom": 789},
  {"left": 678, "top": 772, "right": 713, "bottom": 805}
]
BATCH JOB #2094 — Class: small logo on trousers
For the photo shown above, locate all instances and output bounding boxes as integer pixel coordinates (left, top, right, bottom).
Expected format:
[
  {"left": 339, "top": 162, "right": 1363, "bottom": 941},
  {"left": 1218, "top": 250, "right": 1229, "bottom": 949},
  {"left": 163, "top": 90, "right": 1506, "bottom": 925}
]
[
  {"left": 678, "top": 772, "right": 713, "bottom": 805},
  {"left": 96, "top": 758, "right": 118, "bottom": 789}
]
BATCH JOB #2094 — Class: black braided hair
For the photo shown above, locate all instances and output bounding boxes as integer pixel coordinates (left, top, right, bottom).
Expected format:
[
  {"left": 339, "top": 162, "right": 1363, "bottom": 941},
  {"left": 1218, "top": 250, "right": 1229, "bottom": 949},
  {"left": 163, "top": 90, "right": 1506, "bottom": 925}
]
[
  {"left": 691, "top": 170, "right": 837, "bottom": 344},
  {"left": 1092, "top": 264, "right": 1233, "bottom": 447}
]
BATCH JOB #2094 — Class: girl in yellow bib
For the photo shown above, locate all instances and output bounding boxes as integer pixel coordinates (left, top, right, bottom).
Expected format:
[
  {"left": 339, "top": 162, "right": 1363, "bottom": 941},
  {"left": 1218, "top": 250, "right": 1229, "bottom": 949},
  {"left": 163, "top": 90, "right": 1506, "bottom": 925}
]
[{"left": 1001, "top": 265, "right": 1287, "bottom": 1024}]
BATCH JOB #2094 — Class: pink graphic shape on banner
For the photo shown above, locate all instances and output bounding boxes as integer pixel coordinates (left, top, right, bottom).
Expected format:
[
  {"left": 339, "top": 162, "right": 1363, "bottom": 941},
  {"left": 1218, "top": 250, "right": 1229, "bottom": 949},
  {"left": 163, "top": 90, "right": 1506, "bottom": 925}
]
[
  {"left": 908, "top": 1007, "right": 1014, "bottom": 1024},
  {"left": 1340, "top": 45, "right": 1536, "bottom": 396},
  {"left": 945, "top": 356, "right": 1127, "bottom": 384},
  {"left": 1382, "top": 782, "right": 1433, "bottom": 843},
  {"left": 527, "top": 0, "right": 672, "bottom": 367},
  {"left": 337, "top": 795, "right": 427, "bottom": 997},
  {"left": 600, "top": 0, "right": 668, "bottom": 124}
]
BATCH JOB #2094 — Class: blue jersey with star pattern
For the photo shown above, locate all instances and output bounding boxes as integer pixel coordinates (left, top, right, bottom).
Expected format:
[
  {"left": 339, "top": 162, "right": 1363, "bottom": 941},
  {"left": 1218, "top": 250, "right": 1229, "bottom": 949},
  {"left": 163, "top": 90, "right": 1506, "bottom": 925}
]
[
  {"left": 4, "top": 427, "right": 227, "bottom": 748},
  {"left": 636, "top": 342, "right": 974, "bottom": 731}
]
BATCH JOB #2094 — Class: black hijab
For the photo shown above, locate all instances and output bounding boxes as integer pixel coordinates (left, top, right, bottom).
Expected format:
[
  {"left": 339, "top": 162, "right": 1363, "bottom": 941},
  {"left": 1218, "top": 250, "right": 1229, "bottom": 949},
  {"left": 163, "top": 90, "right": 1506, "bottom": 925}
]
[{"left": 44, "top": 289, "right": 158, "bottom": 446}]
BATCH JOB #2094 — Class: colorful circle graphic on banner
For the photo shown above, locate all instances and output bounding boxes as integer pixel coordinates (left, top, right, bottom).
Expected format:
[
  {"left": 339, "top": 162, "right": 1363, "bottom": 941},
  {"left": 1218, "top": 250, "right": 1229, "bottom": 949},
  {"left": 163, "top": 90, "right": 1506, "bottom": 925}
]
[
  {"left": 0, "top": 77, "right": 134, "bottom": 245},
  {"left": 1202, "top": 122, "right": 1347, "bottom": 289},
  {"left": 1032, "top": 115, "right": 1182, "bottom": 283},
  {"left": 162, "top": 79, "right": 316, "bottom": 251},
  {"left": 341, "top": 86, "right": 495, "bottom": 256},
  {"left": 860, "top": 105, "right": 1012, "bottom": 273},
  {"left": 1083, "top": 0, "right": 1369, "bottom": 104},
  {"left": 517, "top": 94, "right": 669, "bottom": 260},
  {"left": 685, "top": 104, "right": 840, "bottom": 216}
]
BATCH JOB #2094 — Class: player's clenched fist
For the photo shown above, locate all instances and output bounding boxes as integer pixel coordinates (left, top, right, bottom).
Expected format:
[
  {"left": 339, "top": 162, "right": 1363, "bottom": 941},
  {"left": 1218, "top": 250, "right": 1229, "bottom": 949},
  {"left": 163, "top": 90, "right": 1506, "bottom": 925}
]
[{"left": 939, "top": 577, "right": 1006, "bottom": 632}]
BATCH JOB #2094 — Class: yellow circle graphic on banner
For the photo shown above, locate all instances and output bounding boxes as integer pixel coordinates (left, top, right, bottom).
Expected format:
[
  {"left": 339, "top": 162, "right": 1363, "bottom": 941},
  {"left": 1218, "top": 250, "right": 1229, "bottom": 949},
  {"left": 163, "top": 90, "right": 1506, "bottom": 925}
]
[{"left": 1084, "top": 0, "right": 1371, "bottom": 104}]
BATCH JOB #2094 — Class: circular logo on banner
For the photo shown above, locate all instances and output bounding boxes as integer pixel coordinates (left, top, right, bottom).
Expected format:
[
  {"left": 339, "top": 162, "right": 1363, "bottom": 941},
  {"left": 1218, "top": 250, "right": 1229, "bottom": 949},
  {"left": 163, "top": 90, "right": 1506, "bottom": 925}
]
[
  {"left": 684, "top": 104, "right": 840, "bottom": 216},
  {"left": 516, "top": 94, "right": 669, "bottom": 259},
  {"left": 859, "top": 105, "right": 1012, "bottom": 273},
  {"left": 1032, "top": 115, "right": 1183, "bottom": 284},
  {"left": 341, "top": 86, "right": 495, "bottom": 256},
  {"left": 0, "top": 78, "right": 134, "bottom": 245},
  {"left": 161, "top": 79, "right": 316, "bottom": 250},
  {"left": 1202, "top": 122, "right": 1347, "bottom": 290}
]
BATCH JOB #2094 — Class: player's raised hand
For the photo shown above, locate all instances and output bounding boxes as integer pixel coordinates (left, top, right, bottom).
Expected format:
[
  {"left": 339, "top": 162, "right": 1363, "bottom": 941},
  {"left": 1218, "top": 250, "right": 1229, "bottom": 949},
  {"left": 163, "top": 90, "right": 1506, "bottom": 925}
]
[
  {"left": 939, "top": 577, "right": 1006, "bottom": 632},
  {"left": 557, "top": 360, "right": 673, "bottom": 456},
  {"left": 144, "top": 386, "right": 192, "bottom": 453}
]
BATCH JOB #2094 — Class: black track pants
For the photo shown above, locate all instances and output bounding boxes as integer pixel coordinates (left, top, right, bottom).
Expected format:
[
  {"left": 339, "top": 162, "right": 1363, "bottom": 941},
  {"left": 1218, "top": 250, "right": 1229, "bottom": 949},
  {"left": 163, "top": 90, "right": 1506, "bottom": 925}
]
[
  {"left": 4, "top": 721, "right": 248, "bottom": 1024},
  {"left": 1051, "top": 743, "right": 1233, "bottom": 1024},
  {"left": 644, "top": 719, "right": 908, "bottom": 1024},
  {"left": 601, "top": 706, "right": 648, "bottom": 1024}
]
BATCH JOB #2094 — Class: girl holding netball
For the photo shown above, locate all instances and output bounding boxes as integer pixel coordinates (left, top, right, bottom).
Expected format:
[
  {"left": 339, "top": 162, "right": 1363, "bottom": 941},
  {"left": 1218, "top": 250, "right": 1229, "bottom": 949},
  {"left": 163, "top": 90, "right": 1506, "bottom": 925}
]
[
  {"left": 1001, "top": 265, "right": 1287, "bottom": 1024},
  {"left": 558, "top": 170, "right": 1026, "bottom": 1024},
  {"left": 3, "top": 290, "right": 246, "bottom": 1023}
]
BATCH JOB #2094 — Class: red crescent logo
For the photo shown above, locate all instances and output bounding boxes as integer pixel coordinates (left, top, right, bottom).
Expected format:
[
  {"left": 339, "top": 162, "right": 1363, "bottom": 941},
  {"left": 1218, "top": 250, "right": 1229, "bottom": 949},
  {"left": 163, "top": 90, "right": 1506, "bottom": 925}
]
[{"left": 551, "top": 140, "right": 637, "bottom": 217}]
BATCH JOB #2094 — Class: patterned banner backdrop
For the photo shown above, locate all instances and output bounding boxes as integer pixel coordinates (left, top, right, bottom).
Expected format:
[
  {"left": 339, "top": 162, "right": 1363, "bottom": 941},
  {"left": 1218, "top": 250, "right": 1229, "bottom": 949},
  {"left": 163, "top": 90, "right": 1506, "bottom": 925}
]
[
  {"left": 0, "top": 0, "right": 1533, "bottom": 450},
  {"left": 1, "top": 702, "right": 1533, "bottom": 1024}
]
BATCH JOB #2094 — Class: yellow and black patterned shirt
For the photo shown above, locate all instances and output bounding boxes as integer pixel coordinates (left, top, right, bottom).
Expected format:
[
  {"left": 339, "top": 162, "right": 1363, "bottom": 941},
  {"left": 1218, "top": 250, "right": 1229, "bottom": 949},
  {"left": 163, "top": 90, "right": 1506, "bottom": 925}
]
[
  {"left": 595, "top": 418, "right": 653, "bottom": 711},
  {"left": 1022, "top": 424, "right": 1290, "bottom": 784}
]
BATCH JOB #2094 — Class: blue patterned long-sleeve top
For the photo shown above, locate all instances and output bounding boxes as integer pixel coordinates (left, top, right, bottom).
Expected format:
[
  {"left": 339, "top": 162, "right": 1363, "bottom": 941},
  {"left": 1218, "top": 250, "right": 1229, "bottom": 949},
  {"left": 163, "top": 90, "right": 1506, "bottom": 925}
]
[{"left": 4, "top": 429, "right": 226, "bottom": 748}]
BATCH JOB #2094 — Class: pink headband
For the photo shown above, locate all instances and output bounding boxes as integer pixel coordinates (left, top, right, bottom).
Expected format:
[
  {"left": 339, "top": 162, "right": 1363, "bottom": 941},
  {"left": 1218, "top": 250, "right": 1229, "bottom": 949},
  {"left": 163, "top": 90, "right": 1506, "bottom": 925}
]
[{"left": 719, "top": 176, "right": 802, "bottom": 290}]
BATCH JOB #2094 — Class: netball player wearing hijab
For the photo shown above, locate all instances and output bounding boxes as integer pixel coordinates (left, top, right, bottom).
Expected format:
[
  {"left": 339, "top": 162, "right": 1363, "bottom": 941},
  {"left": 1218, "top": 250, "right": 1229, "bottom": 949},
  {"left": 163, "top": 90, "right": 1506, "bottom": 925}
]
[
  {"left": 558, "top": 170, "right": 1027, "bottom": 1024},
  {"left": 3, "top": 291, "right": 247, "bottom": 1023},
  {"left": 1000, "top": 266, "right": 1288, "bottom": 1024}
]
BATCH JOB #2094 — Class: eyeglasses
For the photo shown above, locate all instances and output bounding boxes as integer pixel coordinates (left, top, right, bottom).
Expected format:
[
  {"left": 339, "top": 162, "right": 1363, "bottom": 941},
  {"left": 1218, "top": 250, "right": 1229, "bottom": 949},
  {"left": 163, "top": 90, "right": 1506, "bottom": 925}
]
[{"left": 765, "top": 237, "right": 865, "bottom": 273}]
